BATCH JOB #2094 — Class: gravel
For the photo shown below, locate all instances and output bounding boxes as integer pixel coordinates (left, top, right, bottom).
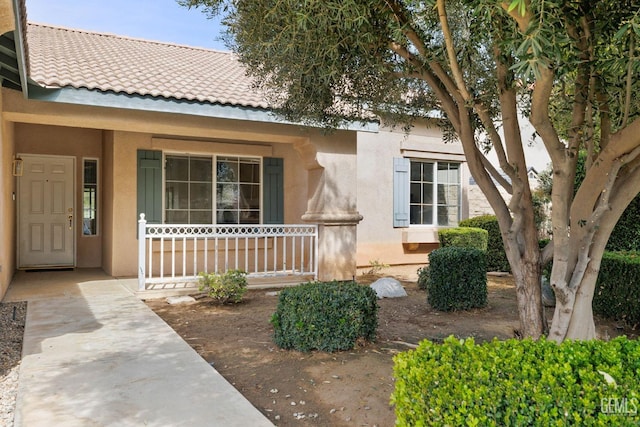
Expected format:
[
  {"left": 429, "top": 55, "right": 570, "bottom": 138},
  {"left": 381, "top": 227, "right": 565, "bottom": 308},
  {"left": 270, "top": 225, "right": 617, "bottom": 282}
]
[{"left": 0, "top": 301, "right": 26, "bottom": 427}]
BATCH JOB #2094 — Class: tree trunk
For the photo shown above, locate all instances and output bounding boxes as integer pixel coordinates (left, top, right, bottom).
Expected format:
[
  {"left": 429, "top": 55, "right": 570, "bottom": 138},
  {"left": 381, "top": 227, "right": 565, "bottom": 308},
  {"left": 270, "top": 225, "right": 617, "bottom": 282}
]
[
  {"left": 565, "top": 272, "right": 597, "bottom": 340},
  {"left": 511, "top": 257, "right": 546, "bottom": 338},
  {"left": 548, "top": 267, "right": 598, "bottom": 341}
]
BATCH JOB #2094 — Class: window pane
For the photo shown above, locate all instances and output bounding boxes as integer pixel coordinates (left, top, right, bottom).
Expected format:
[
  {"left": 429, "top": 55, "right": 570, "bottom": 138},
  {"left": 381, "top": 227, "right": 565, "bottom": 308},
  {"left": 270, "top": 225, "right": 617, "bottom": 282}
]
[
  {"left": 240, "top": 184, "right": 260, "bottom": 209},
  {"left": 190, "top": 158, "right": 212, "bottom": 182},
  {"left": 437, "top": 206, "right": 450, "bottom": 226},
  {"left": 190, "top": 183, "right": 212, "bottom": 209},
  {"left": 190, "top": 210, "right": 212, "bottom": 224},
  {"left": 437, "top": 183, "right": 448, "bottom": 204},
  {"left": 166, "top": 182, "right": 189, "bottom": 209},
  {"left": 410, "top": 162, "right": 422, "bottom": 181},
  {"left": 216, "top": 156, "right": 262, "bottom": 225},
  {"left": 166, "top": 210, "right": 188, "bottom": 224},
  {"left": 448, "top": 163, "right": 460, "bottom": 182},
  {"left": 446, "top": 185, "right": 460, "bottom": 205},
  {"left": 437, "top": 163, "right": 449, "bottom": 183},
  {"left": 422, "top": 183, "right": 433, "bottom": 204},
  {"left": 84, "top": 161, "right": 97, "bottom": 185},
  {"left": 217, "top": 210, "right": 238, "bottom": 224},
  {"left": 410, "top": 205, "right": 421, "bottom": 224},
  {"left": 422, "top": 206, "right": 433, "bottom": 224},
  {"left": 217, "top": 160, "right": 238, "bottom": 182},
  {"left": 422, "top": 163, "right": 434, "bottom": 181},
  {"left": 240, "top": 210, "right": 260, "bottom": 224},
  {"left": 240, "top": 161, "right": 260, "bottom": 183},
  {"left": 410, "top": 183, "right": 421, "bottom": 203},
  {"left": 83, "top": 159, "right": 98, "bottom": 235},
  {"left": 217, "top": 183, "right": 238, "bottom": 209},
  {"left": 166, "top": 156, "right": 189, "bottom": 181}
]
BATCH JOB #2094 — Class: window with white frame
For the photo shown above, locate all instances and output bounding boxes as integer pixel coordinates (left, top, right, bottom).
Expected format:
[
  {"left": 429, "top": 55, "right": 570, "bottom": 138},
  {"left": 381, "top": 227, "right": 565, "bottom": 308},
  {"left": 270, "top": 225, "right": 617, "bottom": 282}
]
[
  {"left": 393, "top": 158, "right": 461, "bottom": 227},
  {"left": 83, "top": 158, "right": 98, "bottom": 235},
  {"left": 216, "top": 156, "right": 261, "bottom": 224},
  {"left": 164, "top": 154, "right": 261, "bottom": 224}
]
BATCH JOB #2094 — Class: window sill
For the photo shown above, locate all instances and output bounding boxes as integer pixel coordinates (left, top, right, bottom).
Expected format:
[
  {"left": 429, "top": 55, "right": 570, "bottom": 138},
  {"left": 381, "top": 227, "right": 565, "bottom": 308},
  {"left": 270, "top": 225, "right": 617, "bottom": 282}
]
[{"left": 402, "top": 227, "right": 439, "bottom": 244}]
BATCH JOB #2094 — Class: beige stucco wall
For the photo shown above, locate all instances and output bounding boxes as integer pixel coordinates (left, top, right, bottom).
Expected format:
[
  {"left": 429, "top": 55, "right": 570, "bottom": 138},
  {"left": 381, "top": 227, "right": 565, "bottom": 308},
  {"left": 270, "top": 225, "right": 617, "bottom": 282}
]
[
  {"left": 356, "top": 119, "right": 470, "bottom": 267},
  {"left": 0, "top": 0, "right": 15, "bottom": 36},
  {"left": 102, "top": 131, "right": 115, "bottom": 275},
  {"left": 0, "top": 108, "right": 15, "bottom": 299}
]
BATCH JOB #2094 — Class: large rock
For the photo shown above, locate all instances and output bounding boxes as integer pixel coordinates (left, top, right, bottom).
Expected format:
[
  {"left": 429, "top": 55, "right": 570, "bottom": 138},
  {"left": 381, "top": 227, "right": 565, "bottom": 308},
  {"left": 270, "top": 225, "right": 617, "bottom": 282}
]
[
  {"left": 541, "top": 277, "right": 555, "bottom": 307},
  {"left": 166, "top": 295, "right": 197, "bottom": 305},
  {"left": 370, "top": 278, "right": 407, "bottom": 299}
]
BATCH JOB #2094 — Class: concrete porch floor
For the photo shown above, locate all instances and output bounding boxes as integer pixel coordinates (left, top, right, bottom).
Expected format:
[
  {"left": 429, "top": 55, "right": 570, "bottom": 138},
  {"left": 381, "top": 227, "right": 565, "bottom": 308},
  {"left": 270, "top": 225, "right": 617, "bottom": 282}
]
[{"left": 3, "top": 268, "right": 273, "bottom": 427}]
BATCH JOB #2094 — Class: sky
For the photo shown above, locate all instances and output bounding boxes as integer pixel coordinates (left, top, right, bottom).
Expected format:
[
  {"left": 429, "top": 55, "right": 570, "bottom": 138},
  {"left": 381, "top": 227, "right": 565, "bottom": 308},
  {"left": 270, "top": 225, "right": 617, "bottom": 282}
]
[{"left": 25, "top": 0, "right": 229, "bottom": 51}]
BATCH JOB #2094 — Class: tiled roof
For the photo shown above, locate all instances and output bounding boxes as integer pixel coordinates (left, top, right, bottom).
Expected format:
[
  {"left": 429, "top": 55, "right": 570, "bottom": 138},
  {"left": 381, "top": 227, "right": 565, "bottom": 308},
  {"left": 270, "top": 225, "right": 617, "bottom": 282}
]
[{"left": 26, "top": 23, "right": 269, "bottom": 109}]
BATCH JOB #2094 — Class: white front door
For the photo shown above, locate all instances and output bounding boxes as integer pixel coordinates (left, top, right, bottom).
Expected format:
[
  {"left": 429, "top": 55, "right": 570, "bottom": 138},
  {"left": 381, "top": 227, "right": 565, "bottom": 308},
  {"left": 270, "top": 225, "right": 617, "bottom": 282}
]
[{"left": 17, "top": 154, "right": 75, "bottom": 268}]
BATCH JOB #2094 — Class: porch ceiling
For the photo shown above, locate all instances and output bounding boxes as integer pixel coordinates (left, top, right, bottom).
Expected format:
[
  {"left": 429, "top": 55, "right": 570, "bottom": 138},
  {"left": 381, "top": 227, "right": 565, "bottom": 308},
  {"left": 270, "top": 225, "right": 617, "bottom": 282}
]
[
  {"left": 0, "top": 31, "right": 21, "bottom": 90},
  {"left": 0, "top": 1, "right": 28, "bottom": 98}
]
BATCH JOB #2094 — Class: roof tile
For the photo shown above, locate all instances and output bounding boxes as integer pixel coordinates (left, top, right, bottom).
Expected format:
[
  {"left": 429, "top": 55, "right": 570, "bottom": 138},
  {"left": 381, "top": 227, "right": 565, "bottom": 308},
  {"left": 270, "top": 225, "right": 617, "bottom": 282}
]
[{"left": 26, "top": 23, "right": 269, "bottom": 109}]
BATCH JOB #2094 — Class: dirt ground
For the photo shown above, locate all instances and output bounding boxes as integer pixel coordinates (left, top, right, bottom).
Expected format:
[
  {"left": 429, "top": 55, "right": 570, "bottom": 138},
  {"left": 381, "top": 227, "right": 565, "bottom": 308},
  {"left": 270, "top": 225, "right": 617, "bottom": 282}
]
[{"left": 145, "top": 266, "right": 636, "bottom": 427}]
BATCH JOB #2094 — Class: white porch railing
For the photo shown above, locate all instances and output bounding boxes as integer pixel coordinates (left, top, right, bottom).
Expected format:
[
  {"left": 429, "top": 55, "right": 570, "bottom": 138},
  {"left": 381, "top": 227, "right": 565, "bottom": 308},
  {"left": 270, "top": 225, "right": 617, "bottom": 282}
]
[{"left": 137, "top": 214, "right": 318, "bottom": 291}]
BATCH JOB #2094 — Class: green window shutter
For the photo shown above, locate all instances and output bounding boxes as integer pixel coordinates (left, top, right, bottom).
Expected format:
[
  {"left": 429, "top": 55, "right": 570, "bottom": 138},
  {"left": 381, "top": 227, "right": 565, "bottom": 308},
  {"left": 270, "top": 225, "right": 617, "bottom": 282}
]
[
  {"left": 263, "top": 157, "right": 284, "bottom": 224},
  {"left": 393, "top": 157, "right": 410, "bottom": 227},
  {"left": 137, "top": 150, "right": 162, "bottom": 224}
]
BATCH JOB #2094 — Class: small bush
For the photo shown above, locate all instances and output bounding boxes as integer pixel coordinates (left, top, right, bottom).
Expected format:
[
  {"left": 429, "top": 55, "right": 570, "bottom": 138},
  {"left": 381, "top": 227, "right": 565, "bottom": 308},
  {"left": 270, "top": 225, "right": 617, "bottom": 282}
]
[
  {"left": 460, "top": 215, "right": 511, "bottom": 272},
  {"left": 198, "top": 269, "right": 247, "bottom": 304},
  {"left": 417, "top": 265, "right": 429, "bottom": 290},
  {"left": 271, "top": 281, "right": 378, "bottom": 352},
  {"left": 438, "top": 227, "right": 488, "bottom": 251},
  {"left": 392, "top": 335, "right": 640, "bottom": 426},
  {"left": 364, "top": 259, "right": 389, "bottom": 275},
  {"left": 426, "top": 247, "right": 487, "bottom": 311},
  {"left": 594, "top": 251, "right": 640, "bottom": 326}
]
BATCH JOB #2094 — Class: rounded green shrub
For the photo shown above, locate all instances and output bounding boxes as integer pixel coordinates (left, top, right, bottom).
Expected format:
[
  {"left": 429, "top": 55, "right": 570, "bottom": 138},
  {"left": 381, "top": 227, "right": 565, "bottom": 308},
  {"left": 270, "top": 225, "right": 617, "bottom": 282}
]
[
  {"left": 427, "top": 247, "right": 487, "bottom": 311},
  {"left": 460, "top": 214, "right": 511, "bottom": 272},
  {"left": 392, "top": 335, "right": 640, "bottom": 426},
  {"left": 438, "top": 227, "right": 488, "bottom": 251},
  {"left": 271, "top": 281, "right": 378, "bottom": 352}
]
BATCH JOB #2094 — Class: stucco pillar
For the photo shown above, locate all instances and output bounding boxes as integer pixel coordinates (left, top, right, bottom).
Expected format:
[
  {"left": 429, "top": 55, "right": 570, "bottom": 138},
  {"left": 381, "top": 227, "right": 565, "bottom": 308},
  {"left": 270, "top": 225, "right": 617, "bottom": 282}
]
[{"left": 295, "top": 135, "right": 363, "bottom": 281}]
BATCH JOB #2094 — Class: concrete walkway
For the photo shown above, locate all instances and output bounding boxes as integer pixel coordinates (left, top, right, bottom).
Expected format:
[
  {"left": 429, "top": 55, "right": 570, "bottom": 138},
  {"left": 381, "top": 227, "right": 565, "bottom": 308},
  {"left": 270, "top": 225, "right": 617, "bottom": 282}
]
[{"left": 3, "top": 269, "right": 273, "bottom": 427}]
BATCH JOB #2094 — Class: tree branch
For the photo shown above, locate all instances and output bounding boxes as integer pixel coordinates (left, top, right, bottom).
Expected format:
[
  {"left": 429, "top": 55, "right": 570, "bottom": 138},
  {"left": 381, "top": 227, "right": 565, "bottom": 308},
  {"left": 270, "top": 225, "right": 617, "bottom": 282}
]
[
  {"left": 529, "top": 67, "right": 564, "bottom": 165},
  {"left": 500, "top": 1, "right": 532, "bottom": 32},
  {"left": 622, "top": 33, "right": 635, "bottom": 128},
  {"left": 595, "top": 78, "right": 611, "bottom": 150},
  {"left": 480, "top": 154, "right": 513, "bottom": 194},
  {"left": 436, "top": 0, "right": 472, "bottom": 102}
]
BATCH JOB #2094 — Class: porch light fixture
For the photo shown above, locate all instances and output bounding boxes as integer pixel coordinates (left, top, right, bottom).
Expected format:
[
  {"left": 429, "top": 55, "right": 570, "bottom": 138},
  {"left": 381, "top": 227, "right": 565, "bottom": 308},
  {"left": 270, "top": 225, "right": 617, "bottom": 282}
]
[{"left": 12, "top": 157, "right": 23, "bottom": 177}]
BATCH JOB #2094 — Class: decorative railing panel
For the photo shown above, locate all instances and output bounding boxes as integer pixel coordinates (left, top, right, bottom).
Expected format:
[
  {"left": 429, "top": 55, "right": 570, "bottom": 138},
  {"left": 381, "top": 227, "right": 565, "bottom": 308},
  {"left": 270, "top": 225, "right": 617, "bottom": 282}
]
[{"left": 137, "top": 214, "right": 318, "bottom": 291}]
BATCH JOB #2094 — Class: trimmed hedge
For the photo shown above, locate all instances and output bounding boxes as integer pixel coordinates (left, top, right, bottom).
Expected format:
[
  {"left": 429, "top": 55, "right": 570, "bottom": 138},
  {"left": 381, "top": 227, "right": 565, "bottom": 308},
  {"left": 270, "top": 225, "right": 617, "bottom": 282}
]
[
  {"left": 594, "top": 251, "right": 640, "bottom": 326},
  {"left": 438, "top": 227, "right": 488, "bottom": 251},
  {"left": 392, "top": 335, "right": 640, "bottom": 426},
  {"left": 426, "top": 247, "right": 487, "bottom": 311},
  {"left": 271, "top": 281, "right": 378, "bottom": 352},
  {"left": 460, "top": 215, "right": 511, "bottom": 272}
]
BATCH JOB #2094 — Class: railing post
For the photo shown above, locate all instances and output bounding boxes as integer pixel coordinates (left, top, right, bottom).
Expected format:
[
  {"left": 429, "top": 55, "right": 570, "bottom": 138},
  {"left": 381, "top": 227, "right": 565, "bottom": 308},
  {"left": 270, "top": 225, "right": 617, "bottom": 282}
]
[
  {"left": 138, "top": 213, "right": 147, "bottom": 291},
  {"left": 313, "top": 225, "right": 319, "bottom": 280}
]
